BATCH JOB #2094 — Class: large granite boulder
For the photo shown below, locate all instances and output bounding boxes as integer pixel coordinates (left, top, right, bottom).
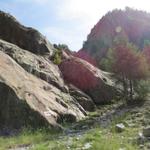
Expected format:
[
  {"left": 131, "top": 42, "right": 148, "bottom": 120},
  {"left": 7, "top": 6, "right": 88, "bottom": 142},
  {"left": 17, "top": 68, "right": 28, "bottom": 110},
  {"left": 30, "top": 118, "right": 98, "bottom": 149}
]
[
  {"left": 0, "top": 11, "right": 54, "bottom": 55},
  {"left": 59, "top": 51, "right": 120, "bottom": 104},
  {"left": 0, "top": 51, "right": 86, "bottom": 129}
]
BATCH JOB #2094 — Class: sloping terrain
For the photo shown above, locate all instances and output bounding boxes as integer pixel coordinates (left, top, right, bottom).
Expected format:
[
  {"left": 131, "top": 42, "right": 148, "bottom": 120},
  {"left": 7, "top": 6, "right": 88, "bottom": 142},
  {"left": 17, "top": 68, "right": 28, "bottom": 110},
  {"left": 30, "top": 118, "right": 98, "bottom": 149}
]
[
  {"left": 1, "top": 98, "right": 150, "bottom": 150},
  {"left": 0, "top": 11, "right": 118, "bottom": 130},
  {"left": 0, "top": 50, "right": 86, "bottom": 128},
  {"left": 0, "top": 11, "right": 54, "bottom": 55},
  {"left": 81, "top": 8, "right": 150, "bottom": 63},
  {"left": 0, "top": 8, "right": 149, "bottom": 150},
  {"left": 0, "top": 11, "right": 89, "bottom": 129}
]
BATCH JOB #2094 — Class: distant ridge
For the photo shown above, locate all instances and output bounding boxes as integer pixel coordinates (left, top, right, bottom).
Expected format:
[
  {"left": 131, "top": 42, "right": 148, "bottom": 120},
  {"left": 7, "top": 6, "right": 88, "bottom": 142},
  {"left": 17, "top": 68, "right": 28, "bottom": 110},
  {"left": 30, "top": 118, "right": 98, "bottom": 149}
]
[{"left": 81, "top": 7, "right": 150, "bottom": 63}]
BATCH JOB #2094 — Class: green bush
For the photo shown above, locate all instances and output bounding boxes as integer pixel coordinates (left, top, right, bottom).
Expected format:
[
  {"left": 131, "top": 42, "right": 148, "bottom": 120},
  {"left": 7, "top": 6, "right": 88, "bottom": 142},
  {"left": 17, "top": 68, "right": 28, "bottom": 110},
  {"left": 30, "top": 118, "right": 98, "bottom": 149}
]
[
  {"left": 134, "top": 80, "right": 150, "bottom": 100},
  {"left": 53, "top": 52, "right": 62, "bottom": 65},
  {"left": 52, "top": 49, "right": 62, "bottom": 65}
]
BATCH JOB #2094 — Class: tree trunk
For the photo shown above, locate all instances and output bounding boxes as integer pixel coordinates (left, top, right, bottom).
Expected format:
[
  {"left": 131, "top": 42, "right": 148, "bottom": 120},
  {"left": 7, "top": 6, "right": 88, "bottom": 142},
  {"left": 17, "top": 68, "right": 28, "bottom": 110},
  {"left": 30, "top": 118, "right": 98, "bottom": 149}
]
[
  {"left": 129, "top": 79, "right": 133, "bottom": 101},
  {"left": 122, "top": 76, "right": 128, "bottom": 101}
]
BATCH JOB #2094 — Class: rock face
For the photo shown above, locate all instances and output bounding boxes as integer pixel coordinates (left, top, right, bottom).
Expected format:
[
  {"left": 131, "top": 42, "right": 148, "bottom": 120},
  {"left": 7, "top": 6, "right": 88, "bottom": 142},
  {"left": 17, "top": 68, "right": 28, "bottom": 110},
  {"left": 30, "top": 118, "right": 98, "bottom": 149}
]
[
  {"left": 68, "top": 84, "right": 95, "bottom": 111},
  {"left": 0, "top": 39, "right": 67, "bottom": 92},
  {"left": 0, "top": 82, "right": 48, "bottom": 129},
  {"left": 0, "top": 11, "right": 54, "bottom": 55},
  {"left": 0, "top": 11, "right": 96, "bottom": 129},
  {"left": 0, "top": 11, "right": 118, "bottom": 130},
  {"left": 0, "top": 50, "right": 86, "bottom": 129},
  {"left": 59, "top": 51, "right": 119, "bottom": 104}
]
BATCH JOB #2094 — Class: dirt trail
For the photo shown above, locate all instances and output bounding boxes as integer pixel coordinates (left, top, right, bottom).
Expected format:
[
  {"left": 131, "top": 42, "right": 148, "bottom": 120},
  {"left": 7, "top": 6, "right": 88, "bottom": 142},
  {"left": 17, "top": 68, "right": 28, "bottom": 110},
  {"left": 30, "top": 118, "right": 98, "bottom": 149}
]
[{"left": 63, "top": 98, "right": 150, "bottom": 137}]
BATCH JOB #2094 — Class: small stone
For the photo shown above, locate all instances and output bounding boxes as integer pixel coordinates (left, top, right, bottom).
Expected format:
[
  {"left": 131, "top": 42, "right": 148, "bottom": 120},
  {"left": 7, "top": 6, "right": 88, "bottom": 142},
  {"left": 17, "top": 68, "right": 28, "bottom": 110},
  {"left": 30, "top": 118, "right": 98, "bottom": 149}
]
[
  {"left": 82, "top": 125, "right": 88, "bottom": 129},
  {"left": 76, "top": 137, "right": 80, "bottom": 140},
  {"left": 138, "top": 132, "right": 144, "bottom": 138},
  {"left": 137, "top": 132, "right": 146, "bottom": 144},
  {"left": 67, "top": 137, "right": 73, "bottom": 146},
  {"left": 82, "top": 143, "right": 92, "bottom": 149},
  {"left": 139, "top": 144, "right": 144, "bottom": 149},
  {"left": 128, "top": 123, "right": 136, "bottom": 127},
  {"left": 143, "top": 126, "right": 150, "bottom": 137},
  {"left": 118, "top": 148, "right": 126, "bottom": 150},
  {"left": 115, "top": 123, "right": 125, "bottom": 133}
]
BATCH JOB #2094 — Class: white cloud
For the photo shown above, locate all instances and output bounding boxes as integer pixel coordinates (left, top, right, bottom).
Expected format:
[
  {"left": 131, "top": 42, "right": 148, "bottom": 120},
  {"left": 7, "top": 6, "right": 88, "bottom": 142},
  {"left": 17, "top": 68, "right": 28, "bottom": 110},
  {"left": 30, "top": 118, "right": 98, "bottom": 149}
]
[
  {"left": 57, "top": 0, "right": 150, "bottom": 23},
  {"left": 62, "top": 0, "right": 150, "bottom": 15},
  {"left": 10, "top": 0, "right": 150, "bottom": 51},
  {"left": 42, "top": 26, "right": 84, "bottom": 51},
  {"left": 14, "top": 0, "right": 49, "bottom": 5},
  {"left": 52, "top": 0, "right": 150, "bottom": 50}
]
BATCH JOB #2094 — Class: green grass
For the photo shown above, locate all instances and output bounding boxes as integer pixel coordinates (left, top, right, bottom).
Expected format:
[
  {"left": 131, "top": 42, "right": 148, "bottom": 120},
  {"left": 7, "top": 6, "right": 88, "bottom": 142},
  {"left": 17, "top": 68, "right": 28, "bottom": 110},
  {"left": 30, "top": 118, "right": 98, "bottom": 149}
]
[
  {"left": 0, "top": 101, "right": 144, "bottom": 150},
  {"left": 0, "top": 128, "right": 61, "bottom": 150},
  {"left": 0, "top": 126, "right": 139, "bottom": 150},
  {"left": 30, "top": 128, "right": 139, "bottom": 150}
]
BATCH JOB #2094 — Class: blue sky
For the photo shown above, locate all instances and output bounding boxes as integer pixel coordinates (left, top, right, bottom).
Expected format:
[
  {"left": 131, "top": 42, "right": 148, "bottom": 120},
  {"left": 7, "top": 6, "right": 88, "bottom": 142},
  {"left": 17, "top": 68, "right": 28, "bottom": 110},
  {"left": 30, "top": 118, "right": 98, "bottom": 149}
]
[{"left": 0, "top": 0, "right": 150, "bottom": 51}]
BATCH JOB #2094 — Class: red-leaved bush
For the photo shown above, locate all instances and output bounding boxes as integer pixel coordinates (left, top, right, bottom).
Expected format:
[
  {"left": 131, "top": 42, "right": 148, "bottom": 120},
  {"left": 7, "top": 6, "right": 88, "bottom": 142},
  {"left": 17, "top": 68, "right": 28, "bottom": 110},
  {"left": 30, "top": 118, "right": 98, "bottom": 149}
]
[
  {"left": 111, "top": 43, "right": 149, "bottom": 101},
  {"left": 113, "top": 44, "right": 148, "bottom": 79},
  {"left": 143, "top": 45, "right": 150, "bottom": 66}
]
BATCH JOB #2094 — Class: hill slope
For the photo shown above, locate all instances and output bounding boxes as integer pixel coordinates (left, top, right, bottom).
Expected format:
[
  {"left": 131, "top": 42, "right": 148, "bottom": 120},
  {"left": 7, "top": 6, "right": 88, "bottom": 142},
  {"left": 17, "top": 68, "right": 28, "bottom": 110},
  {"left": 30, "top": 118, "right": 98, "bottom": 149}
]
[
  {"left": 81, "top": 7, "right": 150, "bottom": 64},
  {"left": 0, "top": 11, "right": 119, "bottom": 130}
]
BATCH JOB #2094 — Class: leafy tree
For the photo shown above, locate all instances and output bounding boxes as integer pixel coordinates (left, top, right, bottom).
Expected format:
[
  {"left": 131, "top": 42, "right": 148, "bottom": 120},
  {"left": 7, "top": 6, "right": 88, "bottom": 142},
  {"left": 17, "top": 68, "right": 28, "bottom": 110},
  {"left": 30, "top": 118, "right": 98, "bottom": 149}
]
[
  {"left": 53, "top": 44, "right": 69, "bottom": 51},
  {"left": 100, "top": 34, "right": 129, "bottom": 71},
  {"left": 103, "top": 42, "right": 149, "bottom": 102},
  {"left": 143, "top": 43, "right": 150, "bottom": 68},
  {"left": 134, "top": 80, "right": 150, "bottom": 100},
  {"left": 100, "top": 48, "right": 114, "bottom": 71}
]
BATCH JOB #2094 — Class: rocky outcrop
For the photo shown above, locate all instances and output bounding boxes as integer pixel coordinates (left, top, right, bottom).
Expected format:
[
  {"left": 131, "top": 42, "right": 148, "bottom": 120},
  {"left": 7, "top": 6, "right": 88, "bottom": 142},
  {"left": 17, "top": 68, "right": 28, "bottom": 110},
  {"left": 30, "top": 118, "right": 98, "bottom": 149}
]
[
  {"left": 0, "top": 11, "right": 102, "bottom": 130},
  {"left": 0, "top": 11, "right": 119, "bottom": 130},
  {"left": 59, "top": 51, "right": 120, "bottom": 104},
  {"left": 0, "top": 11, "right": 54, "bottom": 55},
  {"left": 0, "top": 39, "right": 67, "bottom": 92},
  {"left": 0, "top": 51, "right": 86, "bottom": 129},
  {"left": 68, "top": 84, "right": 95, "bottom": 111},
  {"left": 0, "top": 82, "right": 48, "bottom": 129}
]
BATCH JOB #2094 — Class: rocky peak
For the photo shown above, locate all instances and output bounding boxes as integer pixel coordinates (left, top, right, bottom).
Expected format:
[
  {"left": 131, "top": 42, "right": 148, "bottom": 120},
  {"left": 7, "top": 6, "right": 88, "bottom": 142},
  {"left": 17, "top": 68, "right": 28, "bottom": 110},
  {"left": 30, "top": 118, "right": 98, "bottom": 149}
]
[
  {"left": 0, "top": 10, "right": 54, "bottom": 55},
  {"left": 81, "top": 8, "right": 150, "bottom": 62}
]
